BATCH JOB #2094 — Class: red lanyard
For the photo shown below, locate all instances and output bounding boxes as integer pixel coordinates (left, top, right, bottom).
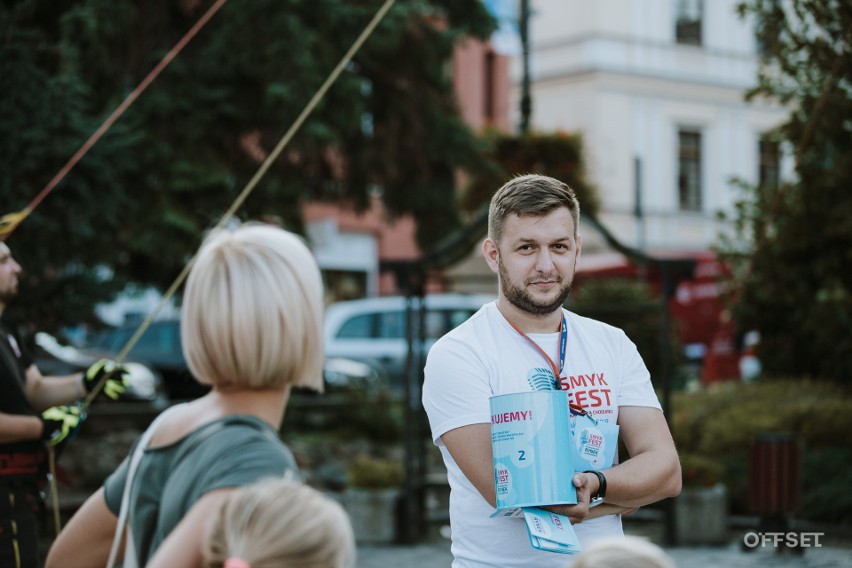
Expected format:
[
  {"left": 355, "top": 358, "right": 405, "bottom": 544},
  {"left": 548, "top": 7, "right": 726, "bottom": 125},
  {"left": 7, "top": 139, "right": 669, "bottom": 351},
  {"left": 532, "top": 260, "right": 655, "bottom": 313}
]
[{"left": 503, "top": 312, "right": 588, "bottom": 417}]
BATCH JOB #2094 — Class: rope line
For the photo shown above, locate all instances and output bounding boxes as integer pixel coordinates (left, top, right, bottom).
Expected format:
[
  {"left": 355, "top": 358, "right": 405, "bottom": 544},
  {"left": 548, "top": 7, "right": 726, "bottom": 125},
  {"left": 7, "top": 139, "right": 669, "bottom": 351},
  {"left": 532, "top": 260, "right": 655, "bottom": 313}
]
[
  {"left": 83, "top": 0, "right": 396, "bottom": 409},
  {"left": 217, "top": 0, "right": 397, "bottom": 224},
  {"left": 0, "top": 0, "right": 230, "bottom": 241},
  {"left": 48, "top": 0, "right": 396, "bottom": 535},
  {"left": 33, "top": 1, "right": 229, "bottom": 534}
]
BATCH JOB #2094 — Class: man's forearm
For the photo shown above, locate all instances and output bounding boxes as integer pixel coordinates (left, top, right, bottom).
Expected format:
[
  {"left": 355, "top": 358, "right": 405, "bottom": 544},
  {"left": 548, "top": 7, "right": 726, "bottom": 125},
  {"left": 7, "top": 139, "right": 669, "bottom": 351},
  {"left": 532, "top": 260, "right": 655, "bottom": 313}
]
[
  {"left": 599, "top": 449, "right": 681, "bottom": 508},
  {"left": 25, "top": 370, "right": 84, "bottom": 410},
  {"left": 0, "top": 412, "right": 43, "bottom": 443},
  {"left": 585, "top": 502, "right": 638, "bottom": 520}
]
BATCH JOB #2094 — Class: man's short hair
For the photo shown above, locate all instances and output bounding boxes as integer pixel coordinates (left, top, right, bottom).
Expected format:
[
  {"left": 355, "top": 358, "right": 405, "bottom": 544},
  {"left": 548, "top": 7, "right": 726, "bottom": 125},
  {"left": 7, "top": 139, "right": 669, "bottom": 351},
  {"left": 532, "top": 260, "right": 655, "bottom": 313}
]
[
  {"left": 488, "top": 174, "right": 581, "bottom": 245},
  {"left": 181, "top": 223, "right": 324, "bottom": 391}
]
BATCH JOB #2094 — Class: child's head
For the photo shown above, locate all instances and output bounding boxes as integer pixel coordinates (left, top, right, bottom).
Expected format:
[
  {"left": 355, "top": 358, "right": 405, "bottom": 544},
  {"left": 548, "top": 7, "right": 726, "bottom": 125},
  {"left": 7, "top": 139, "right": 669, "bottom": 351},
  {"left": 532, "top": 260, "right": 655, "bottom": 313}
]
[
  {"left": 203, "top": 479, "right": 355, "bottom": 568},
  {"left": 571, "top": 536, "right": 676, "bottom": 568}
]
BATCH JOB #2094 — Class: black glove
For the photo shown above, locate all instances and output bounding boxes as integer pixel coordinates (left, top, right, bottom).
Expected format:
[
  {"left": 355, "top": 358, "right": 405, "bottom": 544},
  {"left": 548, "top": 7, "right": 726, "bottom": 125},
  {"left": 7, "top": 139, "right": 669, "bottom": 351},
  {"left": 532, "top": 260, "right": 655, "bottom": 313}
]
[
  {"left": 40, "top": 404, "right": 86, "bottom": 446},
  {"left": 82, "top": 358, "right": 129, "bottom": 400}
]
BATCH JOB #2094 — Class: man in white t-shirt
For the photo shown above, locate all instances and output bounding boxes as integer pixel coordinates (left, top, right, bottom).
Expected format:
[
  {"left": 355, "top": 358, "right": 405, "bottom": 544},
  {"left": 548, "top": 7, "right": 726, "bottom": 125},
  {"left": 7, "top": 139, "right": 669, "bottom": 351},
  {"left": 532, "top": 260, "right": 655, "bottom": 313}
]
[{"left": 423, "top": 174, "right": 681, "bottom": 567}]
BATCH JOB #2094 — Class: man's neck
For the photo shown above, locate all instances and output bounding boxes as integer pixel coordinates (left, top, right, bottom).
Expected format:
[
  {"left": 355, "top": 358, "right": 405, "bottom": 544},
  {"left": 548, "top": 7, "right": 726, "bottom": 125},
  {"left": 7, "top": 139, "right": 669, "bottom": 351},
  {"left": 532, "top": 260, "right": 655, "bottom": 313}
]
[{"left": 496, "top": 298, "right": 562, "bottom": 334}]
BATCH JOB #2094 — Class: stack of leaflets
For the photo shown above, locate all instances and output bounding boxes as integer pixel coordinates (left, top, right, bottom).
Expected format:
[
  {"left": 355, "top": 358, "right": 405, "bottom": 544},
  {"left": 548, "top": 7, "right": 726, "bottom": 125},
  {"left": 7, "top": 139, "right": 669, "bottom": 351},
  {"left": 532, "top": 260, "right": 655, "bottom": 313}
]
[
  {"left": 523, "top": 507, "right": 582, "bottom": 554},
  {"left": 490, "top": 507, "right": 582, "bottom": 554}
]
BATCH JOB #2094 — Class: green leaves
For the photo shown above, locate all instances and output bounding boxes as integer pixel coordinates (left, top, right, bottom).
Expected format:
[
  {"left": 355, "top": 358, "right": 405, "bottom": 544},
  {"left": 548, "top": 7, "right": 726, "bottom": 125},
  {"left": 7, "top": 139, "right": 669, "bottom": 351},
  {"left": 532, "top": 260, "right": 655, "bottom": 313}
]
[
  {"left": 721, "top": 0, "right": 852, "bottom": 381},
  {"left": 2, "top": 0, "right": 495, "bottom": 332}
]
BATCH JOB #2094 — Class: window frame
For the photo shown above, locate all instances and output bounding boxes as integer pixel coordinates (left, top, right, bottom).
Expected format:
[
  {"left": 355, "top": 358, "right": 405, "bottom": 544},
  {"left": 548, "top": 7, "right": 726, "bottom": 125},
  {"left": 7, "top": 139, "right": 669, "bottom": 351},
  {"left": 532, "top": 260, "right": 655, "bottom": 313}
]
[
  {"left": 677, "top": 128, "right": 703, "bottom": 212},
  {"left": 758, "top": 134, "right": 781, "bottom": 191},
  {"left": 675, "top": 0, "right": 703, "bottom": 46}
]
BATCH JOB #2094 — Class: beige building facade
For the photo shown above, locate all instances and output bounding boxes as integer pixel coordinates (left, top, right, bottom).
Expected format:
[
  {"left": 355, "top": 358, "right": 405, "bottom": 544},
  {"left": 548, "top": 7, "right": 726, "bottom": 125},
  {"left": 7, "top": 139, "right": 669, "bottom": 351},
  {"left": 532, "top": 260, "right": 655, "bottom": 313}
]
[{"left": 511, "top": 0, "right": 791, "bottom": 252}]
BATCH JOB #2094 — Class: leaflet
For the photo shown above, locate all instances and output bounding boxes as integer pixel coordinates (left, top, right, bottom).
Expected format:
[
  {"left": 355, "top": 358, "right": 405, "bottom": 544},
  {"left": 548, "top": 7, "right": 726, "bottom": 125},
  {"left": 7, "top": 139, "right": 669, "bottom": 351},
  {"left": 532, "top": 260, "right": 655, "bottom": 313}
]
[{"left": 522, "top": 507, "right": 582, "bottom": 555}]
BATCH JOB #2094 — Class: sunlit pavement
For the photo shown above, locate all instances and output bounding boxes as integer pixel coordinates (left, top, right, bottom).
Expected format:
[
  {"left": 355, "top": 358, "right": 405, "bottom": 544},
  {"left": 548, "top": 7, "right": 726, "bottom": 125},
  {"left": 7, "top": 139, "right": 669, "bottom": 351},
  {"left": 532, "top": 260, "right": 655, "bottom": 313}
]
[
  {"left": 356, "top": 538, "right": 852, "bottom": 568},
  {"left": 356, "top": 520, "right": 852, "bottom": 568}
]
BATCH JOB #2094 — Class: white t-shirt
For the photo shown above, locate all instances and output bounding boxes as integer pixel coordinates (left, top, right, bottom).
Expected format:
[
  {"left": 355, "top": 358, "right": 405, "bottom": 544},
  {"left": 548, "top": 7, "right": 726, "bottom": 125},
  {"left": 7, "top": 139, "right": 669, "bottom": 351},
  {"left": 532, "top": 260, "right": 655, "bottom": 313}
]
[{"left": 423, "top": 302, "right": 662, "bottom": 568}]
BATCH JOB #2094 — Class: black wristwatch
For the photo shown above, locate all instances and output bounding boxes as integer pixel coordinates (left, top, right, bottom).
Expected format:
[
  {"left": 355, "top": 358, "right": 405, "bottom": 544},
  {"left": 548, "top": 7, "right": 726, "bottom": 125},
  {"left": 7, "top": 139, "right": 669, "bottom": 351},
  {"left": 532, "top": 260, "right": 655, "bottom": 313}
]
[{"left": 584, "top": 469, "right": 607, "bottom": 501}]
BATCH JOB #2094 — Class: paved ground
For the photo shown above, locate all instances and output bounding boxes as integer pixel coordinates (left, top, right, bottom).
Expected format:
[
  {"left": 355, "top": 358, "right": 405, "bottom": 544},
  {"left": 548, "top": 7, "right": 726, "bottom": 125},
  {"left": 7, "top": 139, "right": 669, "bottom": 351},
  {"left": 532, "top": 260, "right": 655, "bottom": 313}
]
[{"left": 356, "top": 519, "right": 852, "bottom": 567}]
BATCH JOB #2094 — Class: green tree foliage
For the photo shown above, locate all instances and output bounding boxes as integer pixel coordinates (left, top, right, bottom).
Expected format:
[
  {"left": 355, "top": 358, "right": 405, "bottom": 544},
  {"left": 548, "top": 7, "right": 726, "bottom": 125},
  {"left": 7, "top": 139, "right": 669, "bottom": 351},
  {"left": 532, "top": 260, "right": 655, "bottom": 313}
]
[
  {"left": 461, "top": 130, "right": 600, "bottom": 217},
  {"left": 718, "top": 1, "right": 852, "bottom": 381},
  {"left": 568, "top": 278, "right": 682, "bottom": 387},
  {"left": 1, "top": 0, "right": 495, "bottom": 331}
]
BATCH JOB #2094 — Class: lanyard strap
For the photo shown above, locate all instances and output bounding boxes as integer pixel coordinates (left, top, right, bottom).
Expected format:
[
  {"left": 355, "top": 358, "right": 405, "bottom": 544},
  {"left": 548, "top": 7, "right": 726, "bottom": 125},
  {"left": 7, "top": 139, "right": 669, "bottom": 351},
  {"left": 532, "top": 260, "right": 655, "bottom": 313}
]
[{"left": 503, "top": 312, "right": 588, "bottom": 417}]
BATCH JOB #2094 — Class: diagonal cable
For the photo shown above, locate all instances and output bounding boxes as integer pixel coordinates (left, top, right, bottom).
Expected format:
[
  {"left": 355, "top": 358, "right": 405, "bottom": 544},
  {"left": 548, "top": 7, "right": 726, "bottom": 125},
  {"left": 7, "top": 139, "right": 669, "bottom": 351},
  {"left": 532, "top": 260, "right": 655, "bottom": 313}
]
[
  {"left": 0, "top": 0, "right": 230, "bottom": 241},
  {"left": 60, "top": 0, "right": 397, "bottom": 537},
  {"left": 55, "top": 0, "right": 395, "bottom": 534},
  {"left": 83, "top": 0, "right": 397, "bottom": 408}
]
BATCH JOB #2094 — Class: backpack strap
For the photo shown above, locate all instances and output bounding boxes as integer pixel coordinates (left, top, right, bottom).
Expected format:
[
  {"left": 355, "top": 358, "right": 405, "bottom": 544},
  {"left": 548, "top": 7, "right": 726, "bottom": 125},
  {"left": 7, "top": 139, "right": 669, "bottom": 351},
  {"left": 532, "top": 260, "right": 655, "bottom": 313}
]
[{"left": 107, "top": 404, "right": 184, "bottom": 568}]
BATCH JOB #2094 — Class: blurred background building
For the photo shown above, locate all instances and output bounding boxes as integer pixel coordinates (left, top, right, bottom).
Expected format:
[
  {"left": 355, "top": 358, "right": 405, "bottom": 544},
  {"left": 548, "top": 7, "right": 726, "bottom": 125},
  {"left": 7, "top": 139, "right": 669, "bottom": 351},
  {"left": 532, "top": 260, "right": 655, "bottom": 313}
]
[
  {"left": 304, "top": 0, "right": 792, "bottom": 305},
  {"left": 510, "top": 0, "right": 791, "bottom": 253}
]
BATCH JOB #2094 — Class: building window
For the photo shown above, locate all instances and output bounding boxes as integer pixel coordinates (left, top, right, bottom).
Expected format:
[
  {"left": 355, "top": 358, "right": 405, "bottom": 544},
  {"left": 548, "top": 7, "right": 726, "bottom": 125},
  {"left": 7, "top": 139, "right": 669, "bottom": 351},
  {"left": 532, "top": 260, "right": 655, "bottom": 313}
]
[
  {"left": 678, "top": 129, "right": 702, "bottom": 211},
  {"left": 759, "top": 136, "right": 780, "bottom": 190},
  {"left": 676, "top": 0, "right": 703, "bottom": 46}
]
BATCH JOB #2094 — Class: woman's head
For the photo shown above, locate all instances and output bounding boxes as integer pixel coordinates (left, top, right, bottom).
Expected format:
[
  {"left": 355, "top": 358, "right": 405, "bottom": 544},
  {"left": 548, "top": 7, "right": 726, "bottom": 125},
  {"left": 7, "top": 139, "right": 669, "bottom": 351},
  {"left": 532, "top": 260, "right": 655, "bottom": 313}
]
[
  {"left": 182, "top": 223, "right": 324, "bottom": 391},
  {"left": 203, "top": 479, "right": 355, "bottom": 568}
]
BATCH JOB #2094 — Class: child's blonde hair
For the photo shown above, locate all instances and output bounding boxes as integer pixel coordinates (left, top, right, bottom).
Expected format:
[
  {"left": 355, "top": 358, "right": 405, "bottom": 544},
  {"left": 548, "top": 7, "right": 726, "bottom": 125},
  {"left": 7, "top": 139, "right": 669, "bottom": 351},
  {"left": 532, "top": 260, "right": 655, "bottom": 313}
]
[
  {"left": 571, "top": 536, "right": 676, "bottom": 568},
  {"left": 203, "top": 479, "right": 355, "bottom": 568}
]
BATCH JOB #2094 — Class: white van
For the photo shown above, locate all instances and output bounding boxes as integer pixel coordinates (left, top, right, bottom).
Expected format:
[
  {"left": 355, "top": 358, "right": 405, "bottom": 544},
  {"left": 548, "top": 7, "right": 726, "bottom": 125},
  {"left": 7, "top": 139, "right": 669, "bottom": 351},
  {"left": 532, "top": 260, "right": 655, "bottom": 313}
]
[{"left": 323, "top": 293, "right": 495, "bottom": 391}]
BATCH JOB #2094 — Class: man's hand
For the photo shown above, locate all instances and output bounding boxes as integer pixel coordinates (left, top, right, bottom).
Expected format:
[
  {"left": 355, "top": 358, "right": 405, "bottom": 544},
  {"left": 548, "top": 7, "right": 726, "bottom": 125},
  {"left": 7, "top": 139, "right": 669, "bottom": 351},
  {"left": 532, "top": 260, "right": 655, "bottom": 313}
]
[
  {"left": 82, "top": 359, "right": 129, "bottom": 400},
  {"left": 41, "top": 404, "right": 86, "bottom": 446},
  {"left": 542, "top": 472, "right": 598, "bottom": 524}
]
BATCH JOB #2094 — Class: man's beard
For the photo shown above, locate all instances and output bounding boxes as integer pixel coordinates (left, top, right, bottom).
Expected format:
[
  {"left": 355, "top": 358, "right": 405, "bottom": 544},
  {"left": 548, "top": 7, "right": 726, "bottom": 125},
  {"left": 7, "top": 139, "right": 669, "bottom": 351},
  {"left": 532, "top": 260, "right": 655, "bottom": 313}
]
[{"left": 498, "top": 258, "right": 573, "bottom": 316}]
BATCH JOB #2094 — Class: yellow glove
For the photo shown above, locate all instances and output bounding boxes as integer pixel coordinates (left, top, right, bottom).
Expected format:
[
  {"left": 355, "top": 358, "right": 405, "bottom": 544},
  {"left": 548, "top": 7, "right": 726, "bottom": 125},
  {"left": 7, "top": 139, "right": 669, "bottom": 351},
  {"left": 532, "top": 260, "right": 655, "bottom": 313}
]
[
  {"left": 40, "top": 404, "right": 86, "bottom": 446},
  {"left": 82, "top": 358, "right": 129, "bottom": 400}
]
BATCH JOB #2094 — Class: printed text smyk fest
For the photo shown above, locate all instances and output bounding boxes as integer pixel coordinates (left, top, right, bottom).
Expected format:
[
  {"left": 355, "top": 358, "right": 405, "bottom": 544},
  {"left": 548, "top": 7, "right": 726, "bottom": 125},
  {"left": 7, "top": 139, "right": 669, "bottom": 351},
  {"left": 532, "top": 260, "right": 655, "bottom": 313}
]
[{"left": 560, "top": 373, "right": 612, "bottom": 409}]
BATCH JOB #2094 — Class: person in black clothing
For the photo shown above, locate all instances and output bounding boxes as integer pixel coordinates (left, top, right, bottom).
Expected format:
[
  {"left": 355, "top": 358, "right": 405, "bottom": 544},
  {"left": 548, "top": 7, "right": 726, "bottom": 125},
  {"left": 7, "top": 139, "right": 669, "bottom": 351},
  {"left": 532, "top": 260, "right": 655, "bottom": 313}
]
[{"left": 0, "top": 241, "right": 127, "bottom": 568}]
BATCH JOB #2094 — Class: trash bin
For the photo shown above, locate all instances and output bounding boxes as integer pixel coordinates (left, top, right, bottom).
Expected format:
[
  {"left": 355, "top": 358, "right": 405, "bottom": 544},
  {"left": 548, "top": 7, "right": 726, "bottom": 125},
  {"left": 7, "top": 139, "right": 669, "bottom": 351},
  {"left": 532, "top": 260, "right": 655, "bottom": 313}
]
[{"left": 747, "top": 433, "right": 801, "bottom": 516}]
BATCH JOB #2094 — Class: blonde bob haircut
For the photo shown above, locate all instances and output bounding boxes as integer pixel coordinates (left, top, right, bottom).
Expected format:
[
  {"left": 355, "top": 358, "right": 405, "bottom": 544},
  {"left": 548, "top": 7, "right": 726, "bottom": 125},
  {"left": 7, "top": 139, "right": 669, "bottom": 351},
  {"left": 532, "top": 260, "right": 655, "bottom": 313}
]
[
  {"left": 203, "top": 478, "right": 355, "bottom": 568},
  {"left": 181, "top": 223, "right": 324, "bottom": 391}
]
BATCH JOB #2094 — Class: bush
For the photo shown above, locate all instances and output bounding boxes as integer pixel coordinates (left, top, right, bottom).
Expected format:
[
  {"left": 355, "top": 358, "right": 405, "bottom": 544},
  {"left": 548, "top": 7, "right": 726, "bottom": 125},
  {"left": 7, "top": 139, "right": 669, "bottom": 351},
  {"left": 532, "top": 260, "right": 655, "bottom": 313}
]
[
  {"left": 804, "top": 448, "right": 852, "bottom": 525},
  {"left": 348, "top": 454, "right": 405, "bottom": 490},
  {"left": 282, "top": 388, "right": 404, "bottom": 444},
  {"left": 672, "top": 379, "right": 852, "bottom": 522},
  {"left": 680, "top": 453, "right": 725, "bottom": 488},
  {"left": 341, "top": 389, "right": 404, "bottom": 444},
  {"left": 568, "top": 278, "right": 683, "bottom": 385}
]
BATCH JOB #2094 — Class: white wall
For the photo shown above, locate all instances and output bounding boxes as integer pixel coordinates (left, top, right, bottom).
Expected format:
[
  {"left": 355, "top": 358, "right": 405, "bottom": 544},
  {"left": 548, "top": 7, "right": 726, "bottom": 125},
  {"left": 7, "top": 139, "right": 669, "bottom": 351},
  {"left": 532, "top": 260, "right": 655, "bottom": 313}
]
[
  {"left": 510, "top": 0, "right": 788, "bottom": 251},
  {"left": 306, "top": 219, "right": 379, "bottom": 296}
]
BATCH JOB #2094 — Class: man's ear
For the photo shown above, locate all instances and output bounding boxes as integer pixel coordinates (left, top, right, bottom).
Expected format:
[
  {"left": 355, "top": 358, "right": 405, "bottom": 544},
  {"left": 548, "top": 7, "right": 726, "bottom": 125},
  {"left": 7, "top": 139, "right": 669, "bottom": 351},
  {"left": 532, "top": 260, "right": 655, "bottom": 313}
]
[{"left": 482, "top": 238, "right": 499, "bottom": 274}]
